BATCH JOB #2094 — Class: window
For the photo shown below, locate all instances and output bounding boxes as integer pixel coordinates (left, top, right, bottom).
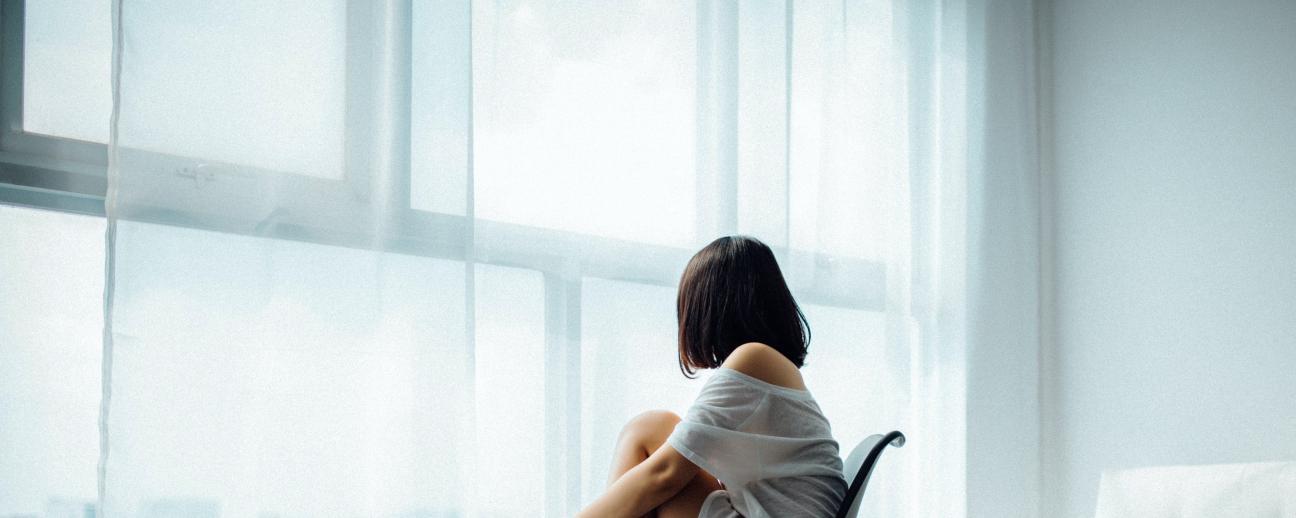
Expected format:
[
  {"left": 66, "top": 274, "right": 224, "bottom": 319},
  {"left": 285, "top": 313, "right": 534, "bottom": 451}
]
[
  {"left": 21, "top": 0, "right": 346, "bottom": 178},
  {"left": 471, "top": 1, "right": 698, "bottom": 247},
  {"left": 0, "top": 2, "right": 892, "bottom": 516},
  {"left": 474, "top": 265, "right": 547, "bottom": 515},
  {"left": 0, "top": 205, "right": 104, "bottom": 517},
  {"left": 104, "top": 221, "right": 471, "bottom": 517},
  {"left": 21, "top": 0, "right": 111, "bottom": 143},
  {"left": 114, "top": 1, "right": 348, "bottom": 179}
]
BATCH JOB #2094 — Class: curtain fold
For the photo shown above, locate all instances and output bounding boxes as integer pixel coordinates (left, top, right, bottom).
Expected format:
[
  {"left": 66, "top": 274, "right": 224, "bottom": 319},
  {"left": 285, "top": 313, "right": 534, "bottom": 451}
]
[{"left": 96, "top": 0, "right": 1033, "bottom": 516}]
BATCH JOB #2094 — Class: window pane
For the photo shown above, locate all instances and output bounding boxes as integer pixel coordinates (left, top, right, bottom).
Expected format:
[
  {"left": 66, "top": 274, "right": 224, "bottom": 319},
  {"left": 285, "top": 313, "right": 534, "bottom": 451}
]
[
  {"left": 473, "top": 264, "right": 547, "bottom": 516},
  {"left": 410, "top": 0, "right": 470, "bottom": 215},
  {"left": 23, "top": 0, "right": 112, "bottom": 143},
  {"left": 116, "top": 1, "right": 347, "bottom": 178},
  {"left": 0, "top": 205, "right": 104, "bottom": 517},
  {"left": 472, "top": 2, "right": 697, "bottom": 246},
  {"left": 788, "top": 2, "right": 903, "bottom": 260},
  {"left": 579, "top": 279, "right": 707, "bottom": 505},
  {"left": 103, "top": 222, "right": 468, "bottom": 517}
]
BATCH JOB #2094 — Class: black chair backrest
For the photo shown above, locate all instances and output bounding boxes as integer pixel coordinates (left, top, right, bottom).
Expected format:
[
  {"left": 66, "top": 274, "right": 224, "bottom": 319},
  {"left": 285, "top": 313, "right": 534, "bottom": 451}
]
[{"left": 834, "top": 430, "right": 906, "bottom": 518}]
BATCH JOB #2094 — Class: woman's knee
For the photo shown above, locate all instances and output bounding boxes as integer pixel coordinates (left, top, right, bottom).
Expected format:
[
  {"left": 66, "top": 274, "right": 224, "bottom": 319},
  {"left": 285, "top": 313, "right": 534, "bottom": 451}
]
[{"left": 619, "top": 409, "right": 681, "bottom": 449}]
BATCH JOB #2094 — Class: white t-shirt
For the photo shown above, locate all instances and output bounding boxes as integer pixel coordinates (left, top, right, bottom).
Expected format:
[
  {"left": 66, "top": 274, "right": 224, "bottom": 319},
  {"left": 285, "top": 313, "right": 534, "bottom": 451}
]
[{"left": 666, "top": 367, "right": 846, "bottom": 518}]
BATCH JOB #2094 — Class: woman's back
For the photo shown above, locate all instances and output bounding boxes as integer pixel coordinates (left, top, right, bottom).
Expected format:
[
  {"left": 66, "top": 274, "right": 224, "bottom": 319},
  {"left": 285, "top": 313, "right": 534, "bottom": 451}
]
[
  {"left": 667, "top": 344, "right": 846, "bottom": 517},
  {"left": 578, "top": 237, "right": 840, "bottom": 518}
]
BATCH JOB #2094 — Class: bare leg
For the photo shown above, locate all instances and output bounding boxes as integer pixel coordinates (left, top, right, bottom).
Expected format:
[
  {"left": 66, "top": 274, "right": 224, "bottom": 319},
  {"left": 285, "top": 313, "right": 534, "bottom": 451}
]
[
  {"left": 655, "top": 472, "right": 723, "bottom": 518},
  {"left": 607, "top": 410, "right": 681, "bottom": 485},
  {"left": 606, "top": 410, "right": 723, "bottom": 518}
]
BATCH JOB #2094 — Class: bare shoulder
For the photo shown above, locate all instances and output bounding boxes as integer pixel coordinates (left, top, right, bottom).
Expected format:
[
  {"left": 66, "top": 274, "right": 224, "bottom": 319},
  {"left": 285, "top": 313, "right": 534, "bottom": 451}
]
[{"left": 721, "top": 342, "right": 807, "bottom": 390}]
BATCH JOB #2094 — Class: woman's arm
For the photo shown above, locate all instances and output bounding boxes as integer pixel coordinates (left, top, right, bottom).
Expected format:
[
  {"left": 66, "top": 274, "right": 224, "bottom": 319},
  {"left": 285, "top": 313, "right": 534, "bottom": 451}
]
[{"left": 578, "top": 443, "right": 699, "bottom": 517}]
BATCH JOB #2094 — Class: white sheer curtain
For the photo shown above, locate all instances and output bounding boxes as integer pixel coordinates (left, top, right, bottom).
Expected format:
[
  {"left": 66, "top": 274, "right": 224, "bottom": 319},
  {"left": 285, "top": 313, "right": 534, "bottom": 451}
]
[{"left": 82, "top": 0, "right": 998, "bottom": 517}]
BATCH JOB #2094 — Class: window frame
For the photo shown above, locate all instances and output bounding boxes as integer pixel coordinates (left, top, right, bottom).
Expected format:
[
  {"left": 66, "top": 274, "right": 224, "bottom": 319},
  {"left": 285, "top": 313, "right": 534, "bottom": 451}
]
[
  {"left": 0, "top": 0, "right": 107, "bottom": 216},
  {"left": 0, "top": 1, "right": 886, "bottom": 515}
]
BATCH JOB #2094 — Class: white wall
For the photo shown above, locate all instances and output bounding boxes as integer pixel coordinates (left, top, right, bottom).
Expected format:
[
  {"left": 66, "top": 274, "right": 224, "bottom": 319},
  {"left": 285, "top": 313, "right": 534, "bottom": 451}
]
[
  {"left": 967, "top": 1, "right": 1042, "bottom": 517},
  {"left": 1045, "top": 1, "right": 1296, "bottom": 517}
]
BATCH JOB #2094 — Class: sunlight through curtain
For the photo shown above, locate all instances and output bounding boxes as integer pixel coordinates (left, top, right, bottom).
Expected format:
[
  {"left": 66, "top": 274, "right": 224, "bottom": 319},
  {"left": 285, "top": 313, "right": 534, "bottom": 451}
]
[{"left": 90, "top": 1, "right": 987, "bottom": 516}]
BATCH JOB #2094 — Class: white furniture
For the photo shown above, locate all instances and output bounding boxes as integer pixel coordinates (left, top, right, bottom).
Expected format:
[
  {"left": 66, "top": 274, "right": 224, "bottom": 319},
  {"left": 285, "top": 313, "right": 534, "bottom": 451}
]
[{"left": 1094, "top": 462, "right": 1296, "bottom": 518}]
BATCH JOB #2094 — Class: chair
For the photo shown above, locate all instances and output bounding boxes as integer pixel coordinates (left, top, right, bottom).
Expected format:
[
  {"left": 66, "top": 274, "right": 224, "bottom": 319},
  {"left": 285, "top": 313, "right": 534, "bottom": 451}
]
[{"left": 834, "top": 430, "right": 906, "bottom": 518}]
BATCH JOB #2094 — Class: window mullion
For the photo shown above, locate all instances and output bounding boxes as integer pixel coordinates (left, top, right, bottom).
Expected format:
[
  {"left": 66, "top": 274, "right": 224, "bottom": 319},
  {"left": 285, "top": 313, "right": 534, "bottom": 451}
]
[
  {"left": 1, "top": 0, "right": 26, "bottom": 135},
  {"left": 543, "top": 272, "right": 582, "bottom": 516},
  {"left": 343, "top": 0, "right": 412, "bottom": 214}
]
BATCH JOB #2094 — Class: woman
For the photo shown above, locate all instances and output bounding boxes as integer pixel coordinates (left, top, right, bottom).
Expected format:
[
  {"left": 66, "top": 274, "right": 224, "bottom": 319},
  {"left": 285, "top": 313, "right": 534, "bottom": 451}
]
[{"left": 579, "top": 236, "right": 846, "bottom": 517}]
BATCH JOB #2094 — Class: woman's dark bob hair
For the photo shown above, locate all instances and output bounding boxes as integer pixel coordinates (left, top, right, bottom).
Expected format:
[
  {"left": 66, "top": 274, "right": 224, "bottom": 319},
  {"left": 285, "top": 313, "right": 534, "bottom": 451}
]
[{"left": 676, "top": 235, "right": 811, "bottom": 377}]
